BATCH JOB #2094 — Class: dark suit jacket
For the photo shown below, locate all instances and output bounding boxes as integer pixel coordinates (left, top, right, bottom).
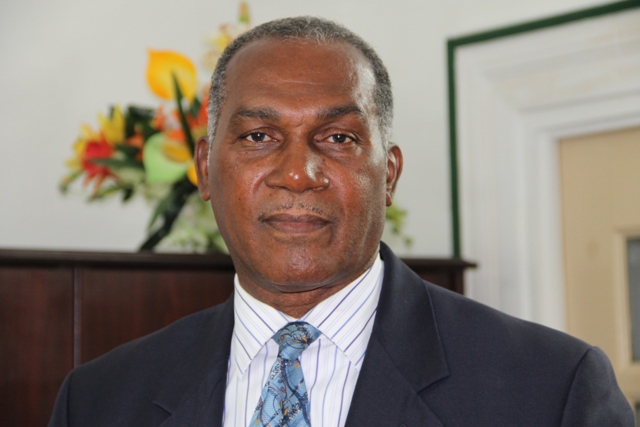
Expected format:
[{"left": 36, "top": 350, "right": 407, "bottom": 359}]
[{"left": 49, "top": 243, "right": 634, "bottom": 426}]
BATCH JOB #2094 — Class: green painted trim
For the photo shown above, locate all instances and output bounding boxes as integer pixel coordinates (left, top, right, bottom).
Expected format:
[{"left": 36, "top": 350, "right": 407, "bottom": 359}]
[
  {"left": 449, "top": 0, "right": 639, "bottom": 48},
  {"left": 447, "top": 0, "right": 640, "bottom": 257},
  {"left": 447, "top": 42, "right": 461, "bottom": 257}
]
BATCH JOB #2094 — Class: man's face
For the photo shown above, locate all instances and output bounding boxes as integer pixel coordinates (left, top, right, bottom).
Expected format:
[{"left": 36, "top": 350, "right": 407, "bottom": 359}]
[{"left": 196, "top": 38, "right": 402, "bottom": 304}]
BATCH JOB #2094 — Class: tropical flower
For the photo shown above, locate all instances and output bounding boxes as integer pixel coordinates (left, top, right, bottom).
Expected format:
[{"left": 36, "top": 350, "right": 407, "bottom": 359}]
[
  {"left": 63, "top": 107, "right": 124, "bottom": 192},
  {"left": 147, "top": 50, "right": 198, "bottom": 102},
  {"left": 60, "top": 2, "right": 409, "bottom": 252},
  {"left": 60, "top": 4, "right": 255, "bottom": 252},
  {"left": 142, "top": 51, "right": 205, "bottom": 188}
]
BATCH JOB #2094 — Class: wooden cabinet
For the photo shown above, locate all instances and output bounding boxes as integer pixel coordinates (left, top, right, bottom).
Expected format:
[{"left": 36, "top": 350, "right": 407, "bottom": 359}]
[{"left": 0, "top": 249, "right": 474, "bottom": 426}]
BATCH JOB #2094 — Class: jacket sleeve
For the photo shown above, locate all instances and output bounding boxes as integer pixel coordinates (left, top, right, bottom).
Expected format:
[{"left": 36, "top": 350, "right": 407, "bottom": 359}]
[
  {"left": 48, "top": 373, "right": 71, "bottom": 427},
  {"left": 560, "top": 347, "right": 634, "bottom": 427}
]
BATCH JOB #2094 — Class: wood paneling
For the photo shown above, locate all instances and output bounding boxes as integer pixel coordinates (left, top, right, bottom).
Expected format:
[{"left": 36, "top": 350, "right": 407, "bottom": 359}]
[
  {"left": 79, "top": 268, "right": 234, "bottom": 363},
  {"left": 0, "top": 267, "right": 73, "bottom": 427},
  {"left": 0, "top": 249, "right": 474, "bottom": 426},
  {"left": 402, "top": 257, "right": 471, "bottom": 295}
]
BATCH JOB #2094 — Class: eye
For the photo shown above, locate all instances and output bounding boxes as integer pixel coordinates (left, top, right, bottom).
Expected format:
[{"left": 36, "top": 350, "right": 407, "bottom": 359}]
[
  {"left": 327, "top": 133, "right": 354, "bottom": 144},
  {"left": 243, "top": 132, "right": 271, "bottom": 143}
]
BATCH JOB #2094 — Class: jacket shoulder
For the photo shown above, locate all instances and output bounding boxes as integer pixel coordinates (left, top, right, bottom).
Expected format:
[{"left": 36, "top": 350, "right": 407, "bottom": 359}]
[
  {"left": 422, "top": 282, "right": 633, "bottom": 425},
  {"left": 426, "top": 282, "right": 591, "bottom": 359},
  {"left": 55, "top": 302, "right": 231, "bottom": 426}
]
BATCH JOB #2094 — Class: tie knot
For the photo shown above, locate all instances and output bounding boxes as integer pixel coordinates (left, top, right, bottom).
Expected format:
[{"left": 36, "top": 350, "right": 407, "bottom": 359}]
[{"left": 274, "top": 322, "right": 321, "bottom": 361}]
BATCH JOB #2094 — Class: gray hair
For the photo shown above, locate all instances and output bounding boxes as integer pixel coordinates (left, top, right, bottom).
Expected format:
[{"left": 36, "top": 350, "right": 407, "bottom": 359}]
[{"left": 207, "top": 16, "right": 393, "bottom": 147}]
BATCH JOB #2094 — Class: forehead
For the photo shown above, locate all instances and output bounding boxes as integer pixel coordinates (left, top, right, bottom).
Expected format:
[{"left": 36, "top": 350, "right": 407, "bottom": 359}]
[{"left": 221, "top": 38, "right": 376, "bottom": 115}]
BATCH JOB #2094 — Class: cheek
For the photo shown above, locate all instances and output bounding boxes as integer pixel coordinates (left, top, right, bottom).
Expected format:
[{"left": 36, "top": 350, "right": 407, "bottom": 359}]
[
  {"left": 209, "top": 159, "right": 241, "bottom": 220},
  {"left": 354, "top": 160, "right": 388, "bottom": 197},
  {"left": 210, "top": 157, "right": 265, "bottom": 220},
  {"left": 338, "top": 167, "right": 387, "bottom": 220}
]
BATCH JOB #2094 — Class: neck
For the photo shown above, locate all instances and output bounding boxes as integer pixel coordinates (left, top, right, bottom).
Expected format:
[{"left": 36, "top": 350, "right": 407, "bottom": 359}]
[
  {"left": 236, "top": 254, "right": 377, "bottom": 318},
  {"left": 240, "top": 279, "right": 353, "bottom": 318}
]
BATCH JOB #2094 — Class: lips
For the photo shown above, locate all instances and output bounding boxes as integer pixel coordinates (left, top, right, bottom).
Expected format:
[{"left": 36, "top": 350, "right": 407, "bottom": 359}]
[{"left": 261, "top": 212, "right": 331, "bottom": 234}]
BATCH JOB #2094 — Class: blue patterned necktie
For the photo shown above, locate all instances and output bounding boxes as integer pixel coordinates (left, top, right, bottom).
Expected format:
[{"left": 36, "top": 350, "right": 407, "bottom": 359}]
[{"left": 250, "top": 321, "right": 321, "bottom": 427}]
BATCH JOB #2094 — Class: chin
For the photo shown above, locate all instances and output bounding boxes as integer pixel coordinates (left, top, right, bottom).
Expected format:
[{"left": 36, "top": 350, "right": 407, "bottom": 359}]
[{"left": 265, "top": 257, "right": 337, "bottom": 289}]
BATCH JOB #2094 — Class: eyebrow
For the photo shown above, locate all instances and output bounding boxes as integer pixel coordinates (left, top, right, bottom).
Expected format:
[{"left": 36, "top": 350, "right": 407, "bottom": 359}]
[
  {"left": 316, "top": 104, "right": 366, "bottom": 121},
  {"left": 232, "top": 107, "right": 281, "bottom": 122},
  {"left": 230, "top": 104, "right": 366, "bottom": 124}
]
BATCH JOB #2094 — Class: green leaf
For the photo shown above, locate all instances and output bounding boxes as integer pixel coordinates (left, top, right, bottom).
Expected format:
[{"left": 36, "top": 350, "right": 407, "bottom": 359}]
[
  {"left": 90, "top": 157, "right": 144, "bottom": 170},
  {"left": 147, "top": 190, "right": 173, "bottom": 231},
  {"left": 128, "top": 105, "right": 155, "bottom": 121},
  {"left": 139, "top": 178, "right": 197, "bottom": 251},
  {"left": 189, "top": 96, "right": 202, "bottom": 117},
  {"left": 89, "top": 184, "right": 132, "bottom": 201},
  {"left": 59, "top": 170, "right": 83, "bottom": 194},
  {"left": 115, "top": 144, "right": 140, "bottom": 159},
  {"left": 126, "top": 105, "right": 158, "bottom": 140},
  {"left": 172, "top": 73, "right": 196, "bottom": 153},
  {"left": 122, "top": 187, "right": 135, "bottom": 202},
  {"left": 385, "top": 204, "right": 413, "bottom": 248}
]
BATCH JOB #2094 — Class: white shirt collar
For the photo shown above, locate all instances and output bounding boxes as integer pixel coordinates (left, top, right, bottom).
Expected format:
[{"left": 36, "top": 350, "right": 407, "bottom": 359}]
[{"left": 231, "top": 253, "right": 384, "bottom": 375}]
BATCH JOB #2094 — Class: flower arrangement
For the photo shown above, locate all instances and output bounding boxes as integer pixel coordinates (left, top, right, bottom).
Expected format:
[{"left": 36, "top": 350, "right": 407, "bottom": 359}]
[
  {"left": 60, "top": 6, "right": 253, "bottom": 253},
  {"left": 61, "top": 3, "right": 410, "bottom": 252}
]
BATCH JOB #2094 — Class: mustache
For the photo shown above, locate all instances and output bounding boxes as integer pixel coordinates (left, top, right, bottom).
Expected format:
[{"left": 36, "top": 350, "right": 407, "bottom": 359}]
[{"left": 257, "top": 202, "right": 336, "bottom": 222}]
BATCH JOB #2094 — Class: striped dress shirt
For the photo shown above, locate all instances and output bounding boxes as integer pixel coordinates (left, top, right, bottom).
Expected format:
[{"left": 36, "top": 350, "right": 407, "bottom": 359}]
[{"left": 223, "top": 254, "right": 384, "bottom": 427}]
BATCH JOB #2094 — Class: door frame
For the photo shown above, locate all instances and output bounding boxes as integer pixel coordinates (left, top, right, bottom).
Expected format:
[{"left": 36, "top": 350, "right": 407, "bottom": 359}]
[{"left": 447, "top": 1, "right": 640, "bottom": 329}]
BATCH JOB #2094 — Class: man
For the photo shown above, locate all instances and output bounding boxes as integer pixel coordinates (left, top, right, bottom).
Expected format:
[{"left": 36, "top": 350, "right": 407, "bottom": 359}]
[{"left": 49, "top": 16, "right": 633, "bottom": 426}]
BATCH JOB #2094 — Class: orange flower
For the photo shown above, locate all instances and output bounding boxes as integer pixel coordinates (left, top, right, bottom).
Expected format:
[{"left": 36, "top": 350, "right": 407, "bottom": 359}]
[
  {"left": 126, "top": 133, "right": 145, "bottom": 151},
  {"left": 152, "top": 105, "right": 169, "bottom": 131},
  {"left": 182, "top": 92, "right": 209, "bottom": 140},
  {"left": 189, "top": 93, "right": 209, "bottom": 130}
]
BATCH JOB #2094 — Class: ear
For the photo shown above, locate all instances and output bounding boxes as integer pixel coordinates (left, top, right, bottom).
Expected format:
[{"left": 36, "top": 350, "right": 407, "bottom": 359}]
[
  {"left": 194, "top": 135, "right": 211, "bottom": 201},
  {"left": 385, "top": 144, "right": 403, "bottom": 207}
]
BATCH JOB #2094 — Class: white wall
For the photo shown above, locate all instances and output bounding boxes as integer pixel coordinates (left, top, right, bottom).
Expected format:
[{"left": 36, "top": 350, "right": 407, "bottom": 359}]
[{"left": 0, "top": 0, "right": 615, "bottom": 255}]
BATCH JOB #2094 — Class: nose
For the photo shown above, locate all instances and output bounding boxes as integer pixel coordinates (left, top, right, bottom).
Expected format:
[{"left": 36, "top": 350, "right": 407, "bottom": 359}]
[{"left": 264, "top": 138, "right": 329, "bottom": 193}]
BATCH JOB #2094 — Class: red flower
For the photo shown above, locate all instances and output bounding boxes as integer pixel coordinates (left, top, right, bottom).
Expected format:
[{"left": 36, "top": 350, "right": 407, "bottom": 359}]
[{"left": 82, "top": 139, "right": 114, "bottom": 185}]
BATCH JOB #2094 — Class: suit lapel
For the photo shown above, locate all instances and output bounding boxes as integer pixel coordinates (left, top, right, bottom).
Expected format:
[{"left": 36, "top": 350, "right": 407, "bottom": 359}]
[
  {"left": 149, "top": 243, "right": 447, "bottom": 426},
  {"left": 345, "top": 243, "right": 448, "bottom": 427},
  {"left": 154, "top": 294, "right": 235, "bottom": 427}
]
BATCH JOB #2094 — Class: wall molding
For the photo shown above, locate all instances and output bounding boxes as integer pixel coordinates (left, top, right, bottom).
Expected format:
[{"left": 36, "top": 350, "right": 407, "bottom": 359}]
[{"left": 449, "top": 4, "right": 640, "bottom": 329}]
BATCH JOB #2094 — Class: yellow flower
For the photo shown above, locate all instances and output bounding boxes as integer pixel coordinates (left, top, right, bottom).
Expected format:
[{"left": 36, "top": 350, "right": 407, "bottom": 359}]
[
  {"left": 65, "top": 124, "right": 94, "bottom": 170},
  {"left": 161, "top": 140, "right": 192, "bottom": 163},
  {"left": 212, "top": 31, "right": 233, "bottom": 53},
  {"left": 202, "top": 2, "right": 251, "bottom": 71},
  {"left": 187, "top": 162, "right": 198, "bottom": 186},
  {"left": 146, "top": 50, "right": 197, "bottom": 101},
  {"left": 163, "top": 140, "right": 198, "bottom": 185},
  {"left": 98, "top": 105, "right": 125, "bottom": 145}
]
